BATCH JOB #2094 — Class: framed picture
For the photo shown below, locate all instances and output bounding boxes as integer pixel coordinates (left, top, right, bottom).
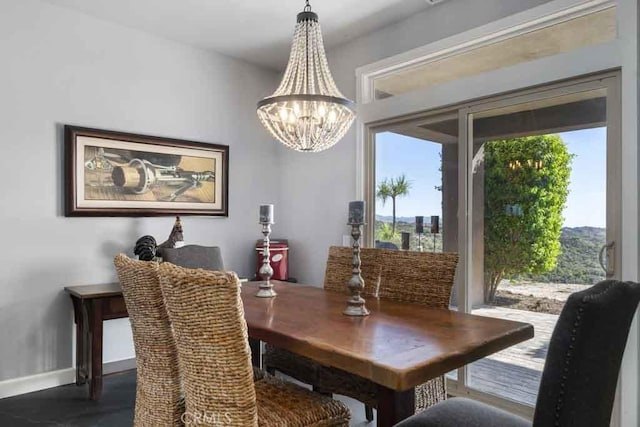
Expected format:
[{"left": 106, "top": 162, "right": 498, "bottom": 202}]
[{"left": 65, "top": 125, "right": 229, "bottom": 217}]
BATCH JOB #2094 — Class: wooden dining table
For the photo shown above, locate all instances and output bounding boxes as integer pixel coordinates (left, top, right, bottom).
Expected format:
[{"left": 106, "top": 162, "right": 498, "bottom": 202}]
[
  {"left": 242, "top": 280, "right": 534, "bottom": 426},
  {"left": 66, "top": 280, "right": 533, "bottom": 426}
]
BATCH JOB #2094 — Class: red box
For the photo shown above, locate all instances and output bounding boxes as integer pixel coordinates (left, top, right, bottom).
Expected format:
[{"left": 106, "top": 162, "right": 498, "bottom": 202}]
[{"left": 255, "top": 239, "right": 289, "bottom": 281}]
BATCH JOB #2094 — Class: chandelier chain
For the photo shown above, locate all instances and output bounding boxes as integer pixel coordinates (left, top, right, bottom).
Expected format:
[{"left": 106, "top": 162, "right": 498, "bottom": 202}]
[{"left": 306, "top": 13, "right": 311, "bottom": 94}]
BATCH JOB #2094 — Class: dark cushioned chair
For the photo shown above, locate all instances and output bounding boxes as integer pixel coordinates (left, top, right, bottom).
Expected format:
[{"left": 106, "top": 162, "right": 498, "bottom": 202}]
[
  {"left": 375, "top": 240, "right": 399, "bottom": 250},
  {"left": 158, "top": 244, "right": 224, "bottom": 271},
  {"left": 395, "top": 280, "right": 640, "bottom": 427}
]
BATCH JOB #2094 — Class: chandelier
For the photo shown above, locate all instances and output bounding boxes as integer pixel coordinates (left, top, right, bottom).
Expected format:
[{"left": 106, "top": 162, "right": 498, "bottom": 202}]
[{"left": 257, "top": 1, "right": 356, "bottom": 152}]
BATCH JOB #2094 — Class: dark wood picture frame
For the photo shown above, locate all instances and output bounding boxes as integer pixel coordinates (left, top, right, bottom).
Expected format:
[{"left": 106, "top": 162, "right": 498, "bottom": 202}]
[{"left": 65, "top": 125, "right": 229, "bottom": 217}]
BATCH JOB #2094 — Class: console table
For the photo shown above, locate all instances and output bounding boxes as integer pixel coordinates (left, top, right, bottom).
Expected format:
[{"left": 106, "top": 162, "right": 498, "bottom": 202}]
[
  {"left": 65, "top": 283, "right": 128, "bottom": 400},
  {"left": 65, "top": 282, "right": 262, "bottom": 400}
]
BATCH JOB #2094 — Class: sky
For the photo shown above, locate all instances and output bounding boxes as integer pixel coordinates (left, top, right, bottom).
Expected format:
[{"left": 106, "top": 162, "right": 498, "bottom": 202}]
[{"left": 375, "top": 127, "right": 606, "bottom": 228}]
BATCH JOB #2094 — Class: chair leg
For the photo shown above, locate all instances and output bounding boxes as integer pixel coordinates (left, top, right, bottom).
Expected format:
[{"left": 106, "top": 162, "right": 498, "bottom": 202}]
[{"left": 365, "top": 405, "right": 374, "bottom": 422}]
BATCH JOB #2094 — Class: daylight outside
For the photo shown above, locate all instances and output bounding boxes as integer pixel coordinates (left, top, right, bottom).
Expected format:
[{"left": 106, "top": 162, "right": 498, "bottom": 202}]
[{"left": 375, "top": 126, "right": 606, "bottom": 406}]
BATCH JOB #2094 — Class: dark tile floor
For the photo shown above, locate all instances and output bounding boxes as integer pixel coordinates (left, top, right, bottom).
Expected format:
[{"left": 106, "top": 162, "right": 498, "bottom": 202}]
[
  {"left": 0, "top": 370, "right": 374, "bottom": 426},
  {"left": 0, "top": 371, "right": 136, "bottom": 427}
]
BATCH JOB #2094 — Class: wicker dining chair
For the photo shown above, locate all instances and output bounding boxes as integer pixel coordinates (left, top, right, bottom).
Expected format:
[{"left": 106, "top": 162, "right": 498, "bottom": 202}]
[
  {"left": 317, "top": 250, "right": 459, "bottom": 420},
  {"left": 323, "top": 246, "right": 383, "bottom": 297},
  {"left": 158, "top": 262, "right": 350, "bottom": 426},
  {"left": 159, "top": 245, "right": 267, "bottom": 372},
  {"left": 262, "top": 246, "right": 383, "bottom": 388},
  {"left": 113, "top": 254, "right": 183, "bottom": 427}
]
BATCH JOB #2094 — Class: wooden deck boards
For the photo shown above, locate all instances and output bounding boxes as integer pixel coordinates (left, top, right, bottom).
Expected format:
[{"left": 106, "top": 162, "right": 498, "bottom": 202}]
[{"left": 466, "top": 306, "right": 559, "bottom": 406}]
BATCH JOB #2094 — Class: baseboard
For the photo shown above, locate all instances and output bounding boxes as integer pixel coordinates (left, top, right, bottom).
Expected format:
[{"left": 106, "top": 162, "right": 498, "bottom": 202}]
[
  {"left": 0, "top": 358, "right": 137, "bottom": 399},
  {"left": 0, "top": 368, "right": 76, "bottom": 399},
  {"left": 103, "top": 358, "right": 136, "bottom": 375}
]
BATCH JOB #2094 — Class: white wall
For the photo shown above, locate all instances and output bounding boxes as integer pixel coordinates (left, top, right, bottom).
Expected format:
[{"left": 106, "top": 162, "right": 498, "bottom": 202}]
[
  {"left": 0, "top": 0, "right": 279, "bottom": 385},
  {"left": 278, "top": 0, "right": 553, "bottom": 285}
]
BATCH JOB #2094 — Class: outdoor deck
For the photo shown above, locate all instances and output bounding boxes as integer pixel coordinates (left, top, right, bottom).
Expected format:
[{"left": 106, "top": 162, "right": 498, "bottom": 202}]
[{"left": 464, "top": 306, "right": 559, "bottom": 406}]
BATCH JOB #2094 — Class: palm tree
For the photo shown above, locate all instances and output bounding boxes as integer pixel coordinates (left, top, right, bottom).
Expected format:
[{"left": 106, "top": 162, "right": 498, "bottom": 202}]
[
  {"left": 377, "top": 222, "right": 396, "bottom": 241},
  {"left": 376, "top": 174, "right": 412, "bottom": 234}
]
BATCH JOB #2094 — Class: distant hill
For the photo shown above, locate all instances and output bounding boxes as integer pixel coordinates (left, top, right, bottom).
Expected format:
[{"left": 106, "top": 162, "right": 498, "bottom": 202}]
[
  {"left": 375, "top": 219, "right": 606, "bottom": 285},
  {"left": 519, "top": 226, "right": 606, "bottom": 285},
  {"left": 376, "top": 215, "right": 437, "bottom": 223}
]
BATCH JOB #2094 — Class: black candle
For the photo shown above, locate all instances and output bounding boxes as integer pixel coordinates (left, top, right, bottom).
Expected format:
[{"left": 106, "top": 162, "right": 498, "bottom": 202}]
[
  {"left": 415, "top": 216, "right": 424, "bottom": 234},
  {"left": 430, "top": 215, "right": 440, "bottom": 234},
  {"left": 401, "top": 232, "right": 411, "bottom": 250},
  {"left": 348, "top": 201, "right": 365, "bottom": 225}
]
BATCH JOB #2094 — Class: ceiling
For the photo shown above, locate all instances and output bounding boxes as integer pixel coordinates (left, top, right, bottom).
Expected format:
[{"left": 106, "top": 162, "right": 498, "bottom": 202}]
[{"left": 44, "top": 0, "right": 442, "bottom": 70}]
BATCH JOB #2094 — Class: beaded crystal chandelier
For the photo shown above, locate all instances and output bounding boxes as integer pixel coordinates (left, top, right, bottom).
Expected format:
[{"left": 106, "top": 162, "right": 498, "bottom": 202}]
[{"left": 257, "top": 1, "right": 356, "bottom": 153}]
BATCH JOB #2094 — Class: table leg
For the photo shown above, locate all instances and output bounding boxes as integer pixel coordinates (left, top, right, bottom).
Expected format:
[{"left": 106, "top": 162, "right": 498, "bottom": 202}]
[
  {"left": 81, "top": 304, "right": 91, "bottom": 385},
  {"left": 88, "top": 299, "right": 104, "bottom": 400},
  {"left": 71, "top": 296, "right": 87, "bottom": 385},
  {"left": 249, "top": 338, "right": 261, "bottom": 368},
  {"left": 376, "top": 385, "right": 414, "bottom": 427}
]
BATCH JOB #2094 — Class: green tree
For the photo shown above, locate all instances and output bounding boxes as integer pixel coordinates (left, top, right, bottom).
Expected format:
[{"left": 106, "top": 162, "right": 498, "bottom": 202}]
[
  {"left": 377, "top": 174, "right": 412, "bottom": 234},
  {"left": 483, "top": 135, "right": 572, "bottom": 303}
]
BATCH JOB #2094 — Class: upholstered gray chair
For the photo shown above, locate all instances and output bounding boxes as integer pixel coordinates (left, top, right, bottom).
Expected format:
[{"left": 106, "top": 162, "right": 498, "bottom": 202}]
[
  {"left": 375, "top": 240, "right": 399, "bottom": 250},
  {"left": 395, "top": 280, "right": 640, "bottom": 427},
  {"left": 158, "top": 245, "right": 224, "bottom": 271}
]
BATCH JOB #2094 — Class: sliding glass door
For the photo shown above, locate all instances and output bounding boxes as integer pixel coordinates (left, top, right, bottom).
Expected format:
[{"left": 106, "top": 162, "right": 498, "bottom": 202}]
[
  {"left": 366, "top": 72, "right": 621, "bottom": 416},
  {"left": 451, "top": 74, "right": 621, "bottom": 415}
]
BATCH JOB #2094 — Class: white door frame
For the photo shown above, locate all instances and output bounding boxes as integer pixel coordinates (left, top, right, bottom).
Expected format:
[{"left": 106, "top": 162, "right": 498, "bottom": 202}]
[{"left": 362, "top": 72, "right": 622, "bottom": 419}]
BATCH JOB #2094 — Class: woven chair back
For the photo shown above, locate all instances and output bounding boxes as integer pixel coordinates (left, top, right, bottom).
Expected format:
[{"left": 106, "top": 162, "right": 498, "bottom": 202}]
[
  {"left": 378, "top": 251, "right": 459, "bottom": 308},
  {"left": 113, "top": 254, "right": 183, "bottom": 427},
  {"left": 158, "top": 262, "right": 258, "bottom": 427},
  {"left": 323, "top": 246, "right": 382, "bottom": 297}
]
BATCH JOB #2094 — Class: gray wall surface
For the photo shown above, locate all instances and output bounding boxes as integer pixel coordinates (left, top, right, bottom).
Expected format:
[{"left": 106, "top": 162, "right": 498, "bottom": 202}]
[{"left": 0, "top": 0, "right": 280, "bottom": 381}]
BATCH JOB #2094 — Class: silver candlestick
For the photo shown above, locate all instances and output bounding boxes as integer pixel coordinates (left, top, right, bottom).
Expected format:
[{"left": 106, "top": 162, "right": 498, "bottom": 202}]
[
  {"left": 256, "top": 222, "right": 277, "bottom": 298},
  {"left": 344, "top": 223, "right": 370, "bottom": 316}
]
